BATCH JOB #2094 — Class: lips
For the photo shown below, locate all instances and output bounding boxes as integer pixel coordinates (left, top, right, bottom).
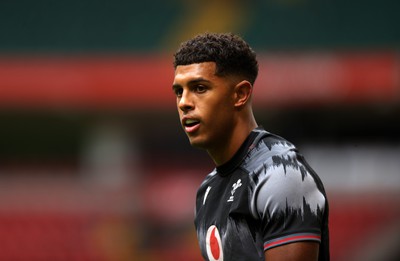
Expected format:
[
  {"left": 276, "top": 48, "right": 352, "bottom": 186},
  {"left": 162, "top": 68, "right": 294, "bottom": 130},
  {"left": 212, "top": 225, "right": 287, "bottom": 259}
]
[{"left": 182, "top": 118, "right": 200, "bottom": 133}]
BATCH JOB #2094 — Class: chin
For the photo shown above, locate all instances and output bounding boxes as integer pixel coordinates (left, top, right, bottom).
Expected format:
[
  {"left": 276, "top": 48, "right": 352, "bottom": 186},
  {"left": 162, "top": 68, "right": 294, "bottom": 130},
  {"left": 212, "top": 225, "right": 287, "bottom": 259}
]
[{"left": 188, "top": 137, "right": 208, "bottom": 150}]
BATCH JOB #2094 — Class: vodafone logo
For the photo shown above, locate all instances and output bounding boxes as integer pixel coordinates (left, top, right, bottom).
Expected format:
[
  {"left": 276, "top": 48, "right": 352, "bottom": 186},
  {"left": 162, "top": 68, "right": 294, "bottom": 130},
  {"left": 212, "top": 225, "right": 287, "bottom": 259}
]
[{"left": 206, "top": 225, "right": 223, "bottom": 261}]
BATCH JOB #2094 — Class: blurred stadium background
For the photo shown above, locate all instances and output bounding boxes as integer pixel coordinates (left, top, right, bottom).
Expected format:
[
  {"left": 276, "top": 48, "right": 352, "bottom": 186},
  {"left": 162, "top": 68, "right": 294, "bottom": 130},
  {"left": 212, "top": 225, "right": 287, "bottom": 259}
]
[{"left": 0, "top": 0, "right": 399, "bottom": 260}]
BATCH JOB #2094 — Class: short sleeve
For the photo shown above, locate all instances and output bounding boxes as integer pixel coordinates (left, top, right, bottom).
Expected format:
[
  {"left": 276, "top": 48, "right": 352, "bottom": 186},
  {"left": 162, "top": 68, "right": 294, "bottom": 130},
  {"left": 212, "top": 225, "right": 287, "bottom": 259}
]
[{"left": 253, "top": 157, "right": 326, "bottom": 251}]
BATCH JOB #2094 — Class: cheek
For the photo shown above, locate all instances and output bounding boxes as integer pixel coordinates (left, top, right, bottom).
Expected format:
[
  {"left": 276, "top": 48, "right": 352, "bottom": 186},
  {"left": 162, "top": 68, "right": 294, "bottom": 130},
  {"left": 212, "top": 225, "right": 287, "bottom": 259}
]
[
  {"left": 199, "top": 90, "right": 235, "bottom": 125},
  {"left": 204, "top": 101, "right": 234, "bottom": 128}
]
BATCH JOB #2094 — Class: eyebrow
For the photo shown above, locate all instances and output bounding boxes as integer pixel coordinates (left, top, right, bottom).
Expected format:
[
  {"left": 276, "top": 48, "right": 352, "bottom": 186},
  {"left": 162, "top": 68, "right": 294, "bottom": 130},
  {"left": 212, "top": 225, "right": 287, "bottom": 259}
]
[{"left": 172, "top": 78, "right": 211, "bottom": 90}]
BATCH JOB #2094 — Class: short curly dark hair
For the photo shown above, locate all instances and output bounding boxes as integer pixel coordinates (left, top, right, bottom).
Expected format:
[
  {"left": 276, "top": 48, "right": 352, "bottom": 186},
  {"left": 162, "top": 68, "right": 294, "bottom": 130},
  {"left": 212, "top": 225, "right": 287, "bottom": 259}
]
[{"left": 173, "top": 32, "right": 259, "bottom": 85}]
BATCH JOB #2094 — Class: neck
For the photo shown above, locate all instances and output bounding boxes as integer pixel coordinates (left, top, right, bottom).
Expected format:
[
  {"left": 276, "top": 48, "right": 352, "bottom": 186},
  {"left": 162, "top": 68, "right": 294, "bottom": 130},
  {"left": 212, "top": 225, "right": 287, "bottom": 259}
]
[{"left": 208, "top": 113, "right": 257, "bottom": 166}]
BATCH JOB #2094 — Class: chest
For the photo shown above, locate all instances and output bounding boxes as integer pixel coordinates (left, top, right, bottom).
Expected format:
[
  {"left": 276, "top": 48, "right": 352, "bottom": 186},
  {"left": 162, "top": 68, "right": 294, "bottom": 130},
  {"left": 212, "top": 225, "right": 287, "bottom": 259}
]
[
  {"left": 196, "top": 172, "right": 250, "bottom": 222},
  {"left": 194, "top": 172, "right": 264, "bottom": 261}
]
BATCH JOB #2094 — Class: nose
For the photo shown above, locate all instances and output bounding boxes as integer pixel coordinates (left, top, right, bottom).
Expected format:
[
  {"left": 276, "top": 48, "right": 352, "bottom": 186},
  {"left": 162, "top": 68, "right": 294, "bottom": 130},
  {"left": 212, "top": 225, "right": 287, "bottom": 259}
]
[{"left": 178, "top": 90, "right": 194, "bottom": 112}]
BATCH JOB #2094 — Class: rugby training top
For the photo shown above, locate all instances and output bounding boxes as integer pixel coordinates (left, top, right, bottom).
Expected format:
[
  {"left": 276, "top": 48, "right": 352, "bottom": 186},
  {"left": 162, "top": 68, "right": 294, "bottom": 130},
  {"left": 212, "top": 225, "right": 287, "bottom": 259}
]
[{"left": 194, "top": 127, "right": 329, "bottom": 261}]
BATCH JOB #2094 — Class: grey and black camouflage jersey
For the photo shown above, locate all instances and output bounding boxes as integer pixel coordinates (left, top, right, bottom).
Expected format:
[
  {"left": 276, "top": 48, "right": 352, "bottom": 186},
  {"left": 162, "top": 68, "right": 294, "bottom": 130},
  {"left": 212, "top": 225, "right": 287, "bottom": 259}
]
[{"left": 194, "top": 127, "right": 329, "bottom": 261}]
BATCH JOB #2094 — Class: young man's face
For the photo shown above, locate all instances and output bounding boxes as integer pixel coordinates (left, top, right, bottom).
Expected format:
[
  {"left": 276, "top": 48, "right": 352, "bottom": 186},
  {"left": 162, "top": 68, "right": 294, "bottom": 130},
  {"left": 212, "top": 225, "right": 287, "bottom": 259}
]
[{"left": 173, "top": 62, "right": 237, "bottom": 150}]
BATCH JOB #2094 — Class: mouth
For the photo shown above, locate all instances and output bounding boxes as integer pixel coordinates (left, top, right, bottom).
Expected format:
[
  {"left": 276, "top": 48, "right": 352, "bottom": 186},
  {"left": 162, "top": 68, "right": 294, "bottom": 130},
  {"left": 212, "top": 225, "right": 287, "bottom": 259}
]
[{"left": 182, "top": 118, "right": 200, "bottom": 133}]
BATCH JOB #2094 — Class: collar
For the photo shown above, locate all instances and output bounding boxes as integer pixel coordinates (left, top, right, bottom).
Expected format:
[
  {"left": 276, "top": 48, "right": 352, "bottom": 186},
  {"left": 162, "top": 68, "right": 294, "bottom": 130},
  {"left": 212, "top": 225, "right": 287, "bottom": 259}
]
[{"left": 216, "top": 126, "right": 265, "bottom": 176}]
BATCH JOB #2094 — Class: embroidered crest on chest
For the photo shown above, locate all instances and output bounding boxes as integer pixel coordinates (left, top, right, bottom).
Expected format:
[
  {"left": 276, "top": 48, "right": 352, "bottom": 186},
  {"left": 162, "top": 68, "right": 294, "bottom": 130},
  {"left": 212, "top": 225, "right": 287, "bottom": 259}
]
[{"left": 227, "top": 179, "right": 242, "bottom": 202}]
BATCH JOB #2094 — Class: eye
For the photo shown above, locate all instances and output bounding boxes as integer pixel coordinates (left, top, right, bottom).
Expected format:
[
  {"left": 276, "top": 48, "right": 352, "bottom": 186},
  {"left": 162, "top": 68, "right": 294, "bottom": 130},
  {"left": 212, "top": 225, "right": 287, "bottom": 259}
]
[
  {"left": 173, "top": 87, "right": 183, "bottom": 97},
  {"left": 194, "top": 85, "right": 207, "bottom": 93}
]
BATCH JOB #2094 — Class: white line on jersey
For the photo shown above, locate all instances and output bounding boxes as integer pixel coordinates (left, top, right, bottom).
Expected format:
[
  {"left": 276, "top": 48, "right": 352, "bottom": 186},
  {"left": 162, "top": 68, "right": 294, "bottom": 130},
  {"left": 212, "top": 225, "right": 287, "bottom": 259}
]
[{"left": 203, "top": 186, "right": 212, "bottom": 205}]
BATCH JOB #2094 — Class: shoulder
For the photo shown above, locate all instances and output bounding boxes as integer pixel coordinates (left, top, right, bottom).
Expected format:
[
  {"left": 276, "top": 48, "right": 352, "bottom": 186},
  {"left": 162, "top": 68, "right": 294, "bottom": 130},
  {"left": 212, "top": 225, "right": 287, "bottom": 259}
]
[
  {"left": 245, "top": 132, "right": 326, "bottom": 221},
  {"left": 242, "top": 130, "right": 297, "bottom": 176},
  {"left": 197, "top": 169, "right": 218, "bottom": 192},
  {"left": 253, "top": 159, "right": 326, "bottom": 219}
]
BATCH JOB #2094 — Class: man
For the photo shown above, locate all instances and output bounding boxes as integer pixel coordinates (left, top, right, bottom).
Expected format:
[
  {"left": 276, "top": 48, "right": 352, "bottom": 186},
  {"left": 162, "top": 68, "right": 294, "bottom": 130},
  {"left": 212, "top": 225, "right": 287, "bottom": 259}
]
[{"left": 172, "top": 32, "right": 329, "bottom": 261}]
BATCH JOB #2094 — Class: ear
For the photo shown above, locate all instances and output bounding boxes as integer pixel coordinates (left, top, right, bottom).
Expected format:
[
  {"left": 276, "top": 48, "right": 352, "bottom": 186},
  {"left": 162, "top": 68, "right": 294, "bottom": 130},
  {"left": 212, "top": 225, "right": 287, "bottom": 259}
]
[{"left": 234, "top": 80, "right": 253, "bottom": 108}]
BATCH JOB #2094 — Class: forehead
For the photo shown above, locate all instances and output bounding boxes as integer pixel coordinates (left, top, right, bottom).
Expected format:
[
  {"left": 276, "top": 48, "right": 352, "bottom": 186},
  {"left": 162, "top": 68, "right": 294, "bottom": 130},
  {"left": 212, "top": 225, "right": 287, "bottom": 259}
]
[{"left": 173, "top": 62, "right": 217, "bottom": 83}]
